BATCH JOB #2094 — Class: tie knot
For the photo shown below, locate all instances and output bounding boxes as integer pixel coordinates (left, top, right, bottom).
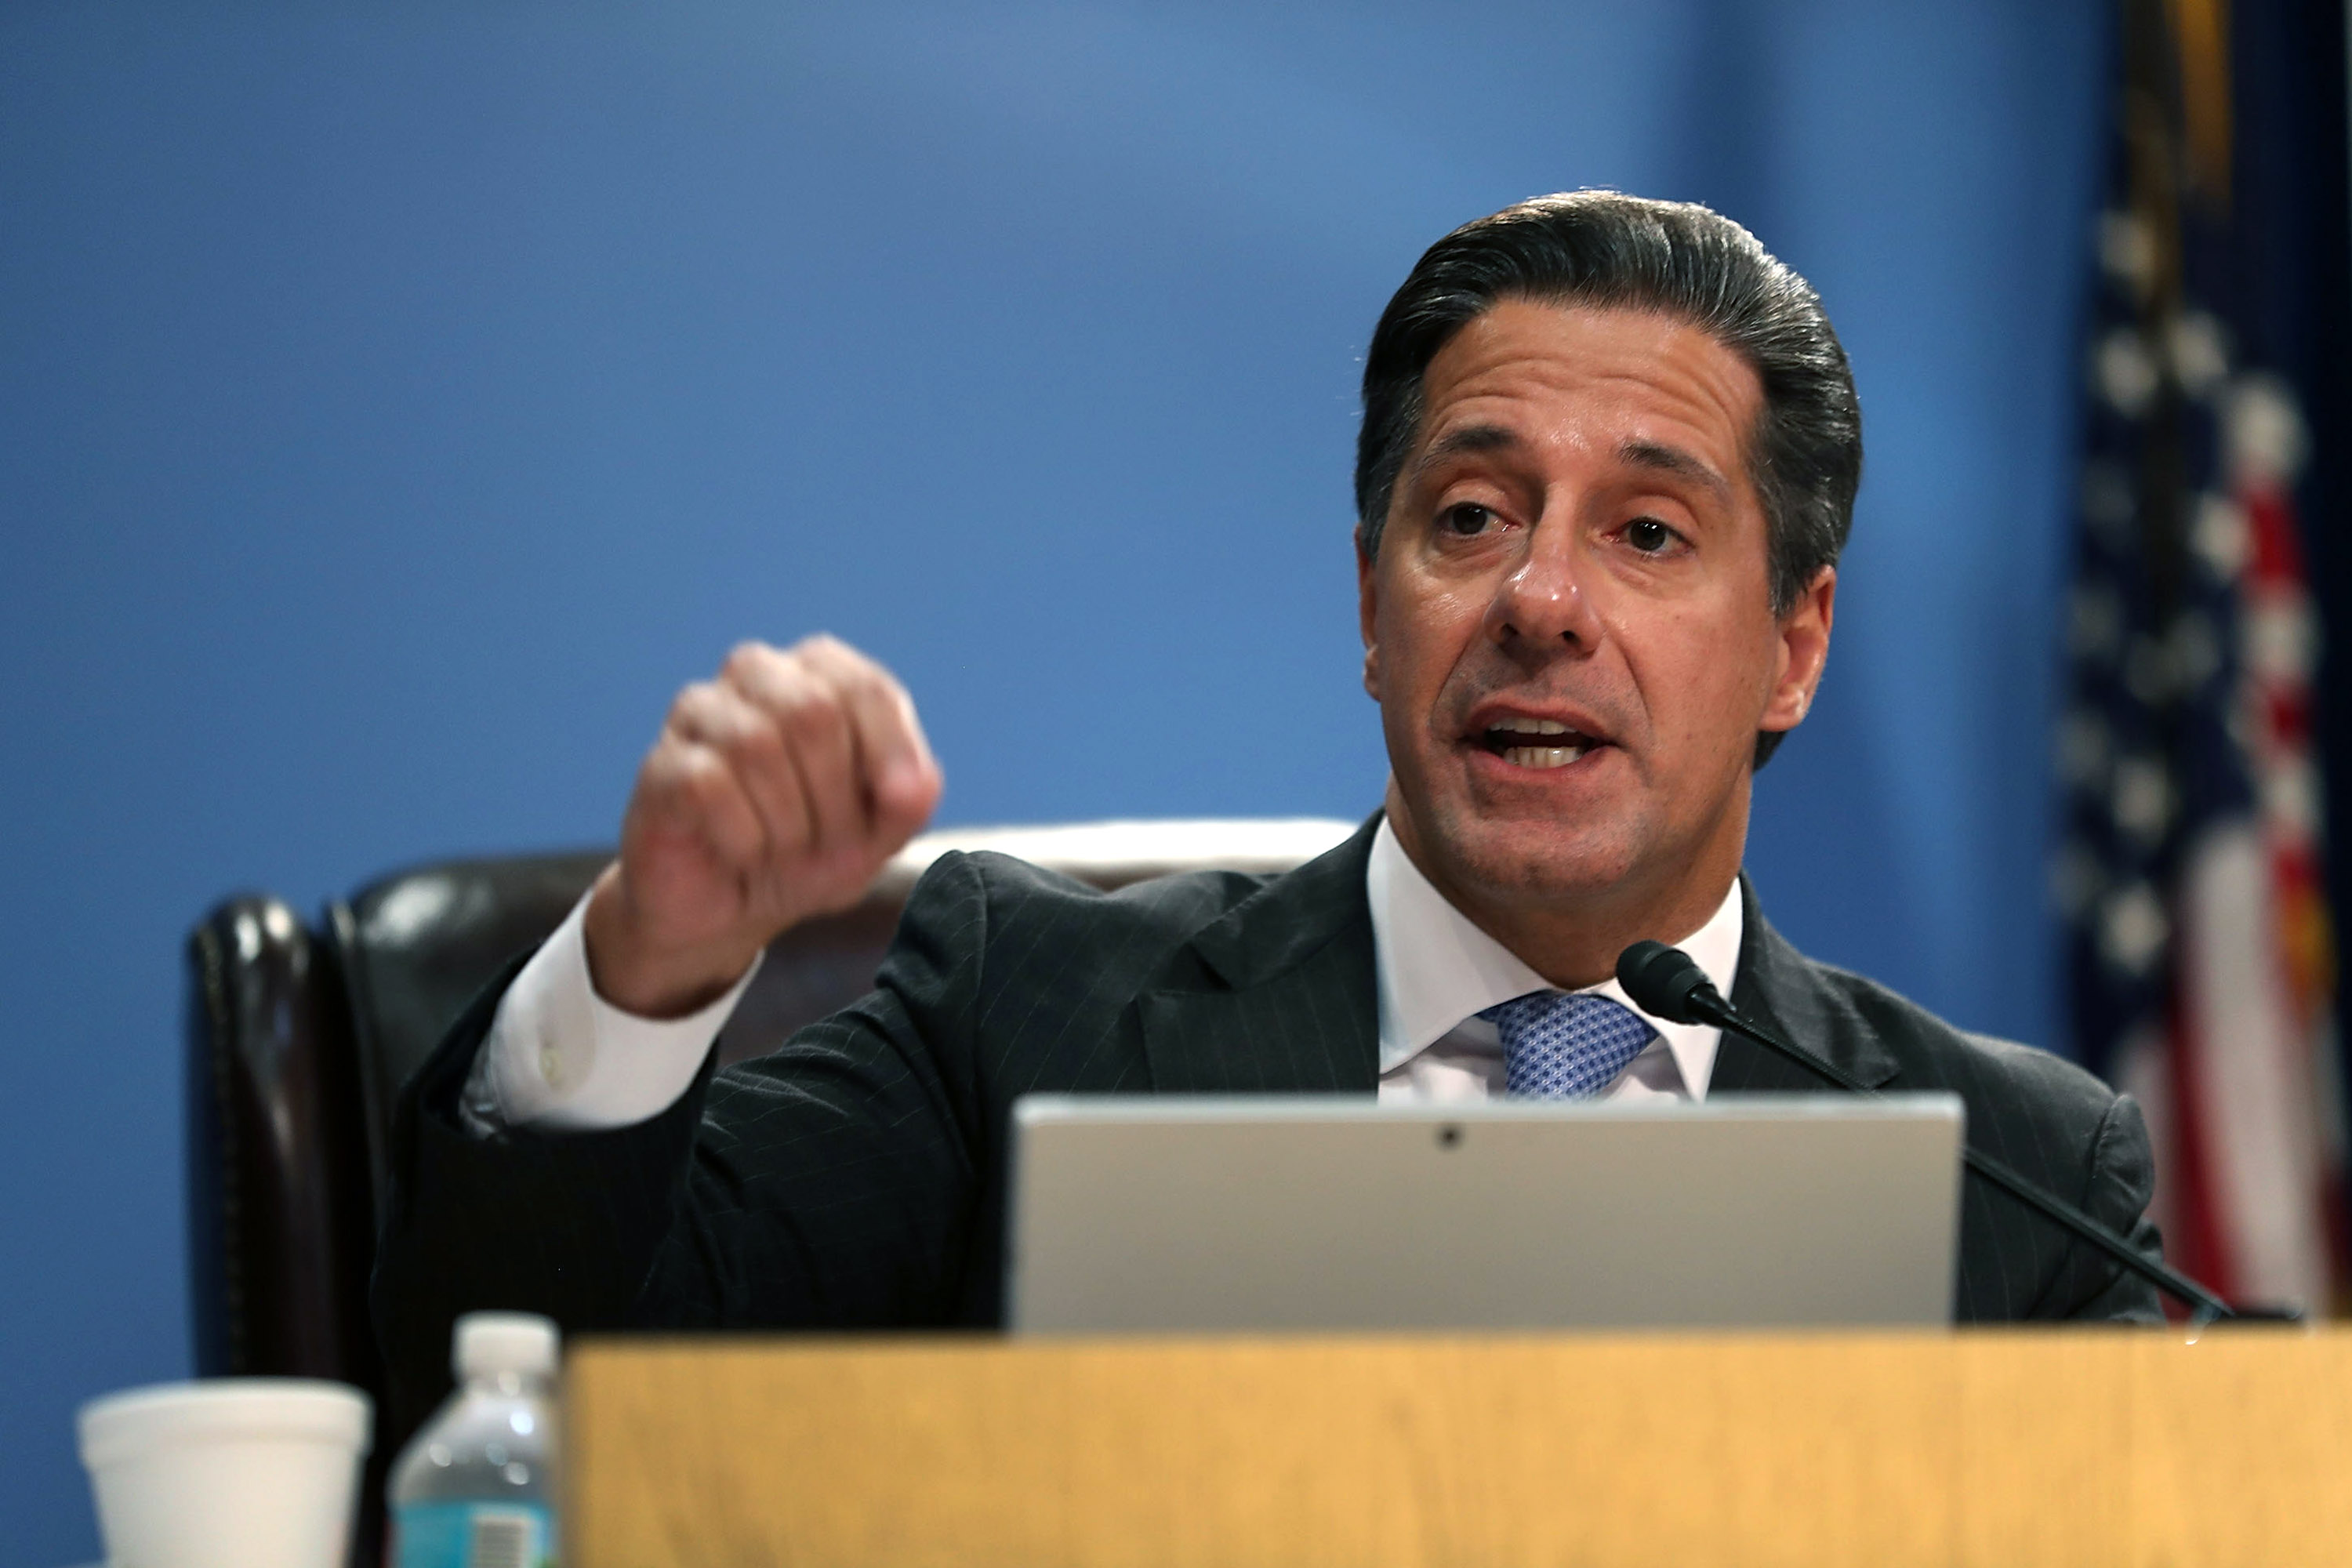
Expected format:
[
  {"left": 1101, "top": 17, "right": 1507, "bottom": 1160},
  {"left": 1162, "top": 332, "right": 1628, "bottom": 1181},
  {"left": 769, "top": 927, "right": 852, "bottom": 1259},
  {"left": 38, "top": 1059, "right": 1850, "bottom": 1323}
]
[{"left": 1479, "top": 990, "right": 1656, "bottom": 1099}]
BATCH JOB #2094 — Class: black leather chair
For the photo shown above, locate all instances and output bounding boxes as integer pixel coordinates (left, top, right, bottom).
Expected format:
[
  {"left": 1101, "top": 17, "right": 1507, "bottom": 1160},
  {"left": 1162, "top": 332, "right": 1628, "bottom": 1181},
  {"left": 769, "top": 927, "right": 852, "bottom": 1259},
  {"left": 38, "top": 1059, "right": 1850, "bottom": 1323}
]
[{"left": 185, "top": 817, "right": 1352, "bottom": 1552}]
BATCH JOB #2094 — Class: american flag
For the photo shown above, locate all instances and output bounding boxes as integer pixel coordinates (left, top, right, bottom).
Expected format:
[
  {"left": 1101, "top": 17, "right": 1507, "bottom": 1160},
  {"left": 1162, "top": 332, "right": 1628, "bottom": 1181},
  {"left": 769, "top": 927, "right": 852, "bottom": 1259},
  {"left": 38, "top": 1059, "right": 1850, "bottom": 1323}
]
[{"left": 2059, "top": 0, "right": 2345, "bottom": 1311}]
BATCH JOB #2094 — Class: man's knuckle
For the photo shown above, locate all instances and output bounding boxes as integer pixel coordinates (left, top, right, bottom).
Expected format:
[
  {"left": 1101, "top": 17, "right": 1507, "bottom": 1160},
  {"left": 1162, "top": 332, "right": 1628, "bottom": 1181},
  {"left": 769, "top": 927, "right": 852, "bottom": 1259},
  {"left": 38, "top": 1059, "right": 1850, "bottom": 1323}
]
[
  {"left": 739, "top": 638, "right": 797, "bottom": 682},
  {"left": 726, "top": 720, "right": 788, "bottom": 777},
  {"left": 838, "top": 660, "right": 893, "bottom": 706},
  {"left": 801, "top": 633, "right": 880, "bottom": 684},
  {"left": 778, "top": 692, "right": 845, "bottom": 746},
  {"left": 670, "top": 681, "right": 721, "bottom": 725}
]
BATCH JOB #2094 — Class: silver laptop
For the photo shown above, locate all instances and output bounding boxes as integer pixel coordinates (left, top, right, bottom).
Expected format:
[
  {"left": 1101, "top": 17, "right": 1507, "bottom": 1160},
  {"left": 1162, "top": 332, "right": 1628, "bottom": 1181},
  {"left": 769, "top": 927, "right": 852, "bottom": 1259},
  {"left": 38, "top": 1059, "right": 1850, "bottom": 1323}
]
[{"left": 1007, "top": 1094, "right": 1963, "bottom": 1332}]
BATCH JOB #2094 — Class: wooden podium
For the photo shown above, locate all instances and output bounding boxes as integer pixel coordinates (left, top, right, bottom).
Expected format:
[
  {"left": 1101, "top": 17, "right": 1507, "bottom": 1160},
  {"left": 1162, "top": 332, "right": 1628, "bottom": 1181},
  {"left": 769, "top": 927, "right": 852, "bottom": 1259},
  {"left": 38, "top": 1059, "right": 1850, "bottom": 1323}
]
[{"left": 566, "top": 1328, "right": 2352, "bottom": 1566}]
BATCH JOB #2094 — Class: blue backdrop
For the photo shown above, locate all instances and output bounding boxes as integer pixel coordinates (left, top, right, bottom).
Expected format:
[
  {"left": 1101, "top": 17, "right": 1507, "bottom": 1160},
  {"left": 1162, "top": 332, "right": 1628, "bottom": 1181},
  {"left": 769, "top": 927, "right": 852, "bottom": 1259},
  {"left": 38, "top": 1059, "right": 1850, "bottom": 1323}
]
[{"left": 0, "top": 2, "right": 2103, "bottom": 1557}]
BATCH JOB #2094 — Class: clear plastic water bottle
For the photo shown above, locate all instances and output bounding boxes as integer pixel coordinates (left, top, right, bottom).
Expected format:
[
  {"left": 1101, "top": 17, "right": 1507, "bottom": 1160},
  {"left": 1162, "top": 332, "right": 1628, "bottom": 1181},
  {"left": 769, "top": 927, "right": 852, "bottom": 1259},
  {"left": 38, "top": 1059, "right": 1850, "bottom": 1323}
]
[{"left": 388, "top": 1312, "right": 561, "bottom": 1568}]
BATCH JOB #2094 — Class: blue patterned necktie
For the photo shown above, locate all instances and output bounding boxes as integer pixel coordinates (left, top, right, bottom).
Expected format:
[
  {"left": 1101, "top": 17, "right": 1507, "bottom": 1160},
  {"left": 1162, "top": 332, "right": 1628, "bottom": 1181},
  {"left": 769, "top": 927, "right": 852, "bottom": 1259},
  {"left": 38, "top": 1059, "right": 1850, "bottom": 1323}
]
[{"left": 1479, "top": 991, "right": 1657, "bottom": 1099}]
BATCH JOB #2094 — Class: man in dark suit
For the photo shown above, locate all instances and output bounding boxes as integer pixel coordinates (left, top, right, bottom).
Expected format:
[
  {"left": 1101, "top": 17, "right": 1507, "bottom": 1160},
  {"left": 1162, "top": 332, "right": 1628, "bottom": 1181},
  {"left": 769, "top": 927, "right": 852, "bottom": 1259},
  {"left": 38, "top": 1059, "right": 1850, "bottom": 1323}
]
[{"left": 376, "top": 192, "right": 2164, "bottom": 1417}]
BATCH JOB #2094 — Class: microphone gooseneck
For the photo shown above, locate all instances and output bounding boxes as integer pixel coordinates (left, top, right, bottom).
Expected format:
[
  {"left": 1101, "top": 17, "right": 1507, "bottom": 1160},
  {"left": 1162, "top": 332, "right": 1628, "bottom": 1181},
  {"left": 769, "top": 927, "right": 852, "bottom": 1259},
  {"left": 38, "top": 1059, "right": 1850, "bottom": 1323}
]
[{"left": 1613, "top": 941, "right": 2260, "bottom": 1324}]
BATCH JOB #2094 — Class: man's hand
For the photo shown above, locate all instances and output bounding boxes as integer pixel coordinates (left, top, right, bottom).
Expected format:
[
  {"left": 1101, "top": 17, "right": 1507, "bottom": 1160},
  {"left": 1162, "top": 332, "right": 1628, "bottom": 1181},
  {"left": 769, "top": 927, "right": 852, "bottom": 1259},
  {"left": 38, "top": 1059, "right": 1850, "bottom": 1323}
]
[{"left": 583, "top": 636, "right": 944, "bottom": 1018}]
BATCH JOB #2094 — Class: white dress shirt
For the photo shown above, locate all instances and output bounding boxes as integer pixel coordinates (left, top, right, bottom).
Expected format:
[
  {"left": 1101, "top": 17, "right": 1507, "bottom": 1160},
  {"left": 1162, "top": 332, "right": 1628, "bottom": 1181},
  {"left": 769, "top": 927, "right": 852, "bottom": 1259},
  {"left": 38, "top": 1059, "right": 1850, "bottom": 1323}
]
[
  {"left": 464, "top": 894, "right": 762, "bottom": 1131},
  {"left": 1367, "top": 818, "right": 1743, "bottom": 1103},
  {"left": 473, "top": 821, "right": 1744, "bottom": 1129}
]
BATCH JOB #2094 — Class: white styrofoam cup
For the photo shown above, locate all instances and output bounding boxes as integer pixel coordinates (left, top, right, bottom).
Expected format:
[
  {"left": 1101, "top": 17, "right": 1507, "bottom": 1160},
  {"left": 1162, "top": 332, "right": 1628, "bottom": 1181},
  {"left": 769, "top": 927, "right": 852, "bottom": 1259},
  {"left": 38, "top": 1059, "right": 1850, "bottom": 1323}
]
[{"left": 78, "top": 1378, "right": 372, "bottom": 1568}]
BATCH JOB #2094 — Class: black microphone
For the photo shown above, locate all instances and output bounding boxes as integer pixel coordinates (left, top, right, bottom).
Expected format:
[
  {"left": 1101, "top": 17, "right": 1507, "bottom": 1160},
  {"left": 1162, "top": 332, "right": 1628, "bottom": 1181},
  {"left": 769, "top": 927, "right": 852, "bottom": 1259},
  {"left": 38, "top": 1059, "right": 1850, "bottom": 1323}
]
[{"left": 1615, "top": 939, "right": 2270, "bottom": 1325}]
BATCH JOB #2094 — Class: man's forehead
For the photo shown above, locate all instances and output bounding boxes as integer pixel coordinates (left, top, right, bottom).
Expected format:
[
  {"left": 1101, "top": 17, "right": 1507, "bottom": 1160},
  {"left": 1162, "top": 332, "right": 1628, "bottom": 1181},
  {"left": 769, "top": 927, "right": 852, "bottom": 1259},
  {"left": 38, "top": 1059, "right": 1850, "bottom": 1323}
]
[{"left": 1408, "top": 299, "right": 1762, "bottom": 485}]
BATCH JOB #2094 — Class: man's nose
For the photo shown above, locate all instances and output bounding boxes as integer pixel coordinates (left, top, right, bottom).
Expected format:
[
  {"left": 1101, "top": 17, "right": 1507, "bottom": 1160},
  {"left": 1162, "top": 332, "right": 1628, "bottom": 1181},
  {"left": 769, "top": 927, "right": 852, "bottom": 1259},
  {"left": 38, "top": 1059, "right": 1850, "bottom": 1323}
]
[{"left": 1483, "top": 520, "right": 1602, "bottom": 651}]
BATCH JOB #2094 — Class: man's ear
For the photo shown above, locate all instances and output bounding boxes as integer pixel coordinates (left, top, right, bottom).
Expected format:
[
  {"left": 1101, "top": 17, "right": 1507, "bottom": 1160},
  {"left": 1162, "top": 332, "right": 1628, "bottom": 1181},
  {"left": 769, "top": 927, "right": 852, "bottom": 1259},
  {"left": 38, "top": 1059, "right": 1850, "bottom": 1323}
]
[
  {"left": 1356, "top": 524, "right": 1383, "bottom": 700},
  {"left": 1759, "top": 564, "right": 1835, "bottom": 735}
]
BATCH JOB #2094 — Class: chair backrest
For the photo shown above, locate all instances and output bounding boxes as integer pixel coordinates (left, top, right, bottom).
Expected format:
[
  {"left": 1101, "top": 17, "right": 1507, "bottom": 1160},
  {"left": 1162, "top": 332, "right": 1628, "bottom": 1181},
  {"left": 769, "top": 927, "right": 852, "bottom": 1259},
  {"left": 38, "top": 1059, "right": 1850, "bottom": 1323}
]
[{"left": 187, "top": 818, "right": 1356, "bottom": 1392}]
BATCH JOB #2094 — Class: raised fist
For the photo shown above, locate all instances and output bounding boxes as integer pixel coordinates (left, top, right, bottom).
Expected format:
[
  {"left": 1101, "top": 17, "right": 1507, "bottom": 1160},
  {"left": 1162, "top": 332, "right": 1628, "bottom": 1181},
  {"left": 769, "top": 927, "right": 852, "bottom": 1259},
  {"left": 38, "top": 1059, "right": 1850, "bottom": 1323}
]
[{"left": 583, "top": 635, "right": 943, "bottom": 1018}]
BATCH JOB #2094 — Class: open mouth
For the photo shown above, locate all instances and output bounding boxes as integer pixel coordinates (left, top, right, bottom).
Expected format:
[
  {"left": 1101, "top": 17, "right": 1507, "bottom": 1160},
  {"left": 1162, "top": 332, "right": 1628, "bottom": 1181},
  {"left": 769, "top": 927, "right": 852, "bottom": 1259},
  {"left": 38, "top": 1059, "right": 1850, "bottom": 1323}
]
[{"left": 1475, "top": 716, "right": 1606, "bottom": 771}]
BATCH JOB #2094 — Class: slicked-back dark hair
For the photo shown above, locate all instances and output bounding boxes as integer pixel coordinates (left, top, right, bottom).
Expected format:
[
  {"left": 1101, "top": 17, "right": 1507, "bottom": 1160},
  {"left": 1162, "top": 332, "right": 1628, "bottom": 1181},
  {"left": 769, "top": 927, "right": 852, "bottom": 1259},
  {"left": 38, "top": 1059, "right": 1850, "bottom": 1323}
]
[{"left": 1354, "top": 191, "right": 1861, "bottom": 766}]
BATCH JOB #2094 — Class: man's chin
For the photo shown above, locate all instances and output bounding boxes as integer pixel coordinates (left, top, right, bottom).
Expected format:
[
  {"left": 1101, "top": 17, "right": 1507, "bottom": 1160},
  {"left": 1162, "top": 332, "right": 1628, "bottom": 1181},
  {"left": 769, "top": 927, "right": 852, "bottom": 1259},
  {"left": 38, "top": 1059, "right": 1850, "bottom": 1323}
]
[{"left": 1413, "top": 810, "right": 1646, "bottom": 910}]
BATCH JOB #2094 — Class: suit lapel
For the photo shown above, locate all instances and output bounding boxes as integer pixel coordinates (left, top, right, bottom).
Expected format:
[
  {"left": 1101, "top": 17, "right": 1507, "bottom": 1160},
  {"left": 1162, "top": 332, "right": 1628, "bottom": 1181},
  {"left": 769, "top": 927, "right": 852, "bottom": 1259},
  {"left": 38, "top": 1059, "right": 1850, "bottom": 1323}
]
[
  {"left": 1138, "top": 817, "right": 1381, "bottom": 1094},
  {"left": 1710, "top": 876, "right": 1901, "bottom": 1094}
]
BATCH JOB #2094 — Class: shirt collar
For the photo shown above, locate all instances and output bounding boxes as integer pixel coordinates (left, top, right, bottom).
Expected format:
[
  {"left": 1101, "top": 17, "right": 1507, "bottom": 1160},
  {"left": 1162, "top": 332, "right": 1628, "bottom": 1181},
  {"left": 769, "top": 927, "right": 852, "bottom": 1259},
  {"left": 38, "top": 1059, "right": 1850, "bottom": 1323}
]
[{"left": 1366, "top": 816, "right": 1744, "bottom": 1095}]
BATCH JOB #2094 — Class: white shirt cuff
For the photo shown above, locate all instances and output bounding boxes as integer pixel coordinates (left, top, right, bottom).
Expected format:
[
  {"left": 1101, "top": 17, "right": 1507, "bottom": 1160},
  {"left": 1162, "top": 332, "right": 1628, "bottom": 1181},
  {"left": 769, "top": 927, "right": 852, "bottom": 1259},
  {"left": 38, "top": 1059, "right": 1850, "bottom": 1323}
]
[{"left": 465, "top": 891, "right": 763, "bottom": 1131}]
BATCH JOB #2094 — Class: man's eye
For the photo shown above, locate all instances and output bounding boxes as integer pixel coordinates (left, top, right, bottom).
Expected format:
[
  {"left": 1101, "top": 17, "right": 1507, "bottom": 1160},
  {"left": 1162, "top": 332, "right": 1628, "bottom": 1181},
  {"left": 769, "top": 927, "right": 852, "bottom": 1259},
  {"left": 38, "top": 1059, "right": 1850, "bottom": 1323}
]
[
  {"left": 1625, "top": 517, "right": 1676, "bottom": 554},
  {"left": 1439, "top": 503, "right": 1498, "bottom": 536}
]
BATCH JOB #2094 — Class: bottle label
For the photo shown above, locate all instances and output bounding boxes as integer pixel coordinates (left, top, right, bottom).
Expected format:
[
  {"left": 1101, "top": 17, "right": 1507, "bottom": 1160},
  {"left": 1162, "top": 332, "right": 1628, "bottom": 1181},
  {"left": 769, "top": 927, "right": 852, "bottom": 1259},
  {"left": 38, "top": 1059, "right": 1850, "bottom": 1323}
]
[{"left": 393, "top": 1501, "right": 557, "bottom": 1568}]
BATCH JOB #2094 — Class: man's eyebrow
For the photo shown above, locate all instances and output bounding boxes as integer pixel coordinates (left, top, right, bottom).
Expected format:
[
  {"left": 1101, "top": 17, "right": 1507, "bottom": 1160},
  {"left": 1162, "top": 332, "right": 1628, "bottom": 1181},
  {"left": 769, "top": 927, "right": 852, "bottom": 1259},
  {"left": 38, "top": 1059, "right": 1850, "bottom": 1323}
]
[
  {"left": 1620, "top": 438, "right": 1733, "bottom": 502},
  {"left": 1409, "top": 423, "right": 1521, "bottom": 483}
]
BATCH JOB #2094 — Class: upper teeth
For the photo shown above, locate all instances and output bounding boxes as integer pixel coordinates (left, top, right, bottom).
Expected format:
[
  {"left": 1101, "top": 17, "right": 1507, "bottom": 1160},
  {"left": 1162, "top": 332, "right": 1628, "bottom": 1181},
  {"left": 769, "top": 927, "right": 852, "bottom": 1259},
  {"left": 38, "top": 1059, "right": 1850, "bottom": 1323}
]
[{"left": 1494, "top": 717, "right": 1572, "bottom": 735}]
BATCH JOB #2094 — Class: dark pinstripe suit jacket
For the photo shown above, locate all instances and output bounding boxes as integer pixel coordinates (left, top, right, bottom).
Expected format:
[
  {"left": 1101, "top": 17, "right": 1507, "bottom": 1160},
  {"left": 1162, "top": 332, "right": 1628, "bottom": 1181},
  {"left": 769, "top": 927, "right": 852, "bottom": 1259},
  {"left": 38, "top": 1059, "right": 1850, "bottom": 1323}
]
[{"left": 375, "top": 816, "right": 2163, "bottom": 1418}]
